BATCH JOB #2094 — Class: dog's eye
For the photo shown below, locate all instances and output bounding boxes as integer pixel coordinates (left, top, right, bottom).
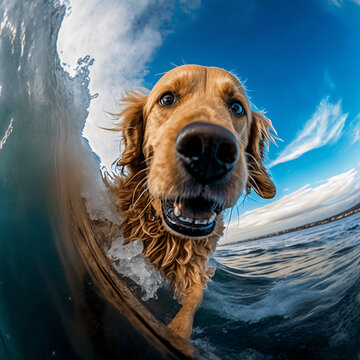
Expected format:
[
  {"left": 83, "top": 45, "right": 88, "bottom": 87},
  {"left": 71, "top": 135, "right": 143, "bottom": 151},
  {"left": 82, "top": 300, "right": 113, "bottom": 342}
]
[
  {"left": 159, "top": 92, "right": 176, "bottom": 106},
  {"left": 230, "top": 101, "right": 245, "bottom": 116}
]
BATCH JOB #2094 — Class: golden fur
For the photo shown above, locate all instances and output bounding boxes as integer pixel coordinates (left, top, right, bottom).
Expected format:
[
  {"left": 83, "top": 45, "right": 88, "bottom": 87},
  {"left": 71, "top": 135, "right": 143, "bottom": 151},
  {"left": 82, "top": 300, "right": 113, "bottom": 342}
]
[{"left": 108, "top": 65, "right": 275, "bottom": 302}]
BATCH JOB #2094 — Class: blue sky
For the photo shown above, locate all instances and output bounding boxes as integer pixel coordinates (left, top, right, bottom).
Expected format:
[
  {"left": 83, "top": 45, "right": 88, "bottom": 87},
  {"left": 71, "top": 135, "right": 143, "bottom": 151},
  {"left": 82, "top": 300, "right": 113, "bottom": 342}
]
[
  {"left": 57, "top": 0, "right": 360, "bottom": 241},
  {"left": 144, "top": 0, "right": 360, "bottom": 201}
]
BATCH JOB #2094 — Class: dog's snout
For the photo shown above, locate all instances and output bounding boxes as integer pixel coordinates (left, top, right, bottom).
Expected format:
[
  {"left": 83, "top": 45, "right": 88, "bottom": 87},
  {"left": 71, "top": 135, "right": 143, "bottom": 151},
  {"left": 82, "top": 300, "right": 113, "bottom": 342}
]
[{"left": 175, "top": 121, "right": 239, "bottom": 183}]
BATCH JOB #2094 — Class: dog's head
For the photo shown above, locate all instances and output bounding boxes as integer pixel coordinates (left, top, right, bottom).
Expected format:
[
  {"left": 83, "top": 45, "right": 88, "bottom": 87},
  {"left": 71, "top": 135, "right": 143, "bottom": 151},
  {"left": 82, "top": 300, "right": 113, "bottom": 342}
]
[{"left": 116, "top": 65, "right": 275, "bottom": 239}]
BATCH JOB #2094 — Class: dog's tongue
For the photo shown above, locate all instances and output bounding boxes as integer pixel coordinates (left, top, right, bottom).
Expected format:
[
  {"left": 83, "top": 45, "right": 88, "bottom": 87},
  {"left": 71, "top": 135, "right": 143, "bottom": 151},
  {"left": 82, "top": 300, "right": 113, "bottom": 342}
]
[{"left": 174, "top": 200, "right": 216, "bottom": 222}]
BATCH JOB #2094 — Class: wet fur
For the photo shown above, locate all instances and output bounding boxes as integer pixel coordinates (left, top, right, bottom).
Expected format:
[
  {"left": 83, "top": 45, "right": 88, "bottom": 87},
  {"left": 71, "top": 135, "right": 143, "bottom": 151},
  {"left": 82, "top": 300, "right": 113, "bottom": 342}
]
[{"left": 108, "top": 65, "right": 275, "bottom": 306}]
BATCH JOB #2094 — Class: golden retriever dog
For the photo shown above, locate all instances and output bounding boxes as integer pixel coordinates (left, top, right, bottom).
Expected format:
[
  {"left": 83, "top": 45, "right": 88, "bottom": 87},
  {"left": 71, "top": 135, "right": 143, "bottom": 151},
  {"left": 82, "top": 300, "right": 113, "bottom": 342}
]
[{"left": 108, "top": 64, "right": 276, "bottom": 339}]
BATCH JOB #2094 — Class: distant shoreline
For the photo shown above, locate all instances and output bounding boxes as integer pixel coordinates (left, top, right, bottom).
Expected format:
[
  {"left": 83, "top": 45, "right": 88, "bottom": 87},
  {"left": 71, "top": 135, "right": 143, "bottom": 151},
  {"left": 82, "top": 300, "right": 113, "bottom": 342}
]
[{"left": 226, "top": 202, "right": 360, "bottom": 246}]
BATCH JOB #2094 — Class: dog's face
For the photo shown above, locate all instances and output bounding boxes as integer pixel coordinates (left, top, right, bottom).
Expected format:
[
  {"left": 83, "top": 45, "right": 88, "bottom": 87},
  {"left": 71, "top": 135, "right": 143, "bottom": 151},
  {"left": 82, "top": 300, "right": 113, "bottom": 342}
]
[{"left": 118, "top": 65, "right": 276, "bottom": 238}]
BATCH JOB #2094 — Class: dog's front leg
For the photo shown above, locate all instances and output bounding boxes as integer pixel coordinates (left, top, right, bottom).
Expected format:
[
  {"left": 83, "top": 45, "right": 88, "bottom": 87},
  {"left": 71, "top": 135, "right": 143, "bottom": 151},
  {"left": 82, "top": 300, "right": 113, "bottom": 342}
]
[{"left": 167, "top": 283, "right": 204, "bottom": 339}]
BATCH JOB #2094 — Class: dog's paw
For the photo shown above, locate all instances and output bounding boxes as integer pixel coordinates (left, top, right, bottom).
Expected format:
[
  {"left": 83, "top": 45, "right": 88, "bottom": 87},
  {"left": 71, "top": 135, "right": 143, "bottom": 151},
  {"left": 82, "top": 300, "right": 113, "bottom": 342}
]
[{"left": 167, "top": 316, "right": 193, "bottom": 340}]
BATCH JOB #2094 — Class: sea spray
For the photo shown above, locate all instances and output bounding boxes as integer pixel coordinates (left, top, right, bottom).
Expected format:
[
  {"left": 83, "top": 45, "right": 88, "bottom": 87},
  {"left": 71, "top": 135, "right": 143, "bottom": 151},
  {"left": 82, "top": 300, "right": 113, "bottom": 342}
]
[{"left": 55, "top": 6, "right": 164, "bottom": 301}]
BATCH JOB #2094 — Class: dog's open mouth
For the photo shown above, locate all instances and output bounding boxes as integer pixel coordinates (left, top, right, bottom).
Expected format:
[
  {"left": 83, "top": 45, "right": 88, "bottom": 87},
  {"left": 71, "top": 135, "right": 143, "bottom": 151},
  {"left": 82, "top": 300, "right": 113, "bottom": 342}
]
[{"left": 161, "top": 197, "right": 222, "bottom": 237}]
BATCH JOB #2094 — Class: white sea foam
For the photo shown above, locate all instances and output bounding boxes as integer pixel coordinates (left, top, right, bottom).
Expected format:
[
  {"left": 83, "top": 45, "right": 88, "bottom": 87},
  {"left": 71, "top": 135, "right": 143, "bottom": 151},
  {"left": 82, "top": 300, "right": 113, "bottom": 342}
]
[
  {"left": 204, "top": 281, "right": 319, "bottom": 323},
  {"left": 0, "top": 117, "right": 13, "bottom": 150},
  {"left": 63, "top": 61, "right": 160, "bottom": 299},
  {"left": 63, "top": 55, "right": 123, "bottom": 225},
  {"left": 107, "top": 237, "right": 164, "bottom": 301}
]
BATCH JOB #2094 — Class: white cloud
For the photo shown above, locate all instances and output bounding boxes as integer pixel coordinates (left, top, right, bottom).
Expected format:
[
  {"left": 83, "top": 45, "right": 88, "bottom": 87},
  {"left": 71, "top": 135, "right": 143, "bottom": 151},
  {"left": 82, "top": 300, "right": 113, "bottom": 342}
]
[
  {"left": 222, "top": 168, "right": 360, "bottom": 244},
  {"left": 350, "top": 114, "right": 360, "bottom": 144},
  {"left": 268, "top": 98, "right": 348, "bottom": 168},
  {"left": 57, "top": 0, "right": 201, "bottom": 170}
]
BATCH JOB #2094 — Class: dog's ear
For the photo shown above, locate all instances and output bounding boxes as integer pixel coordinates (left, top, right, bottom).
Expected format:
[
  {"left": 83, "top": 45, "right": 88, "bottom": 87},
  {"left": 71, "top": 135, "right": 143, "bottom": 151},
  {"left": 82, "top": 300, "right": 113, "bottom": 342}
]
[
  {"left": 115, "top": 91, "right": 148, "bottom": 171},
  {"left": 246, "top": 111, "right": 276, "bottom": 199}
]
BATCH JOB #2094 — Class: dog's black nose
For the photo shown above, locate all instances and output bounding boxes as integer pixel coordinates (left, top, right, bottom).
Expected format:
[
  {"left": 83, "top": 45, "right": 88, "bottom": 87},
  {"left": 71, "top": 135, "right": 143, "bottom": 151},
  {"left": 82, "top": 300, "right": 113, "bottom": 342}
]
[{"left": 176, "top": 121, "right": 239, "bottom": 183}]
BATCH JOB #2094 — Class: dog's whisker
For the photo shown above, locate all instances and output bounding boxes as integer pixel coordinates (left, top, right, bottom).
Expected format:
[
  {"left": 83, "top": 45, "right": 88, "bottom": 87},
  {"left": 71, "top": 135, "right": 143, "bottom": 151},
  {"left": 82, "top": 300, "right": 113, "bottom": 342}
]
[
  {"left": 132, "top": 187, "right": 149, "bottom": 207},
  {"left": 236, "top": 203, "right": 241, "bottom": 230},
  {"left": 139, "top": 154, "right": 154, "bottom": 164},
  {"left": 134, "top": 196, "right": 153, "bottom": 221},
  {"left": 127, "top": 166, "right": 149, "bottom": 183},
  {"left": 226, "top": 206, "right": 234, "bottom": 232},
  {"left": 131, "top": 178, "right": 148, "bottom": 205},
  {"left": 164, "top": 185, "right": 175, "bottom": 204},
  {"left": 247, "top": 173, "right": 262, "bottom": 195},
  {"left": 131, "top": 175, "right": 148, "bottom": 204}
]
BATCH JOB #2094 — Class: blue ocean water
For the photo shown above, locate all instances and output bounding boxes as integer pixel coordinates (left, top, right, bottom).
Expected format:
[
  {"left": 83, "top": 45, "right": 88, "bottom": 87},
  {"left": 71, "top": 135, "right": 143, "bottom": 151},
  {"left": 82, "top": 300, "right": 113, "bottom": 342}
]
[{"left": 193, "top": 212, "right": 360, "bottom": 359}]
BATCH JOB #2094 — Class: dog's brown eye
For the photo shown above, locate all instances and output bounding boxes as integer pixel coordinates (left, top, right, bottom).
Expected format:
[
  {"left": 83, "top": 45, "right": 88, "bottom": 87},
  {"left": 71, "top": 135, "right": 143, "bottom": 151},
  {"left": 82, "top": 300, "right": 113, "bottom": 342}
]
[
  {"left": 230, "top": 101, "right": 245, "bottom": 116},
  {"left": 159, "top": 92, "right": 176, "bottom": 106}
]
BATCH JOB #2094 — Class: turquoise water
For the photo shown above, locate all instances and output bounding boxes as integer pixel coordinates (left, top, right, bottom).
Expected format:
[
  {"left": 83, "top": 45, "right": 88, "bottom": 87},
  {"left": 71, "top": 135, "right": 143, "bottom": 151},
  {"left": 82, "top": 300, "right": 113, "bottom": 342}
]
[{"left": 0, "top": 2, "right": 190, "bottom": 359}]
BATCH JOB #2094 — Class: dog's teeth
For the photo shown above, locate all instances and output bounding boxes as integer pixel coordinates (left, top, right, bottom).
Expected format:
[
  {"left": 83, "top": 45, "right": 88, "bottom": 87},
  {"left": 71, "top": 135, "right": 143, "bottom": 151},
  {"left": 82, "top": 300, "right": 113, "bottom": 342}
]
[
  {"left": 209, "top": 213, "right": 216, "bottom": 223},
  {"left": 174, "top": 205, "right": 181, "bottom": 217},
  {"left": 194, "top": 214, "right": 217, "bottom": 225},
  {"left": 194, "top": 219, "right": 208, "bottom": 225},
  {"left": 179, "top": 216, "right": 193, "bottom": 224}
]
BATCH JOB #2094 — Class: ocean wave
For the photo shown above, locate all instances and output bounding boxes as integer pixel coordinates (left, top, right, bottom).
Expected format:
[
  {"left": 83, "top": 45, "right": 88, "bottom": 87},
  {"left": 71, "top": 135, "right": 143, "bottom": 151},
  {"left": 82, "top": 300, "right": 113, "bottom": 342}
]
[
  {"left": 204, "top": 280, "right": 321, "bottom": 323},
  {"left": 193, "top": 213, "right": 360, "bottom": 359},
  {"left": 0, "top": 1, "right": 193, "bottom": 358}
]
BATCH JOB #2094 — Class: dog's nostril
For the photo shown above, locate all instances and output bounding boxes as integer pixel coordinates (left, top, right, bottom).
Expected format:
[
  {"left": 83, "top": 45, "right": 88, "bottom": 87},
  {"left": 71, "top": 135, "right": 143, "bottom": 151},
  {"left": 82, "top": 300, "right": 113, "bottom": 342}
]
[
  {"left": 176, "top": 136, "right": 203, "bottom": 160},
  {"left": 217, "top": 142, "right": 237, "bottom": 164},
  {"left": 176, "top": 121, "right": 239, "bottom": 183}
]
